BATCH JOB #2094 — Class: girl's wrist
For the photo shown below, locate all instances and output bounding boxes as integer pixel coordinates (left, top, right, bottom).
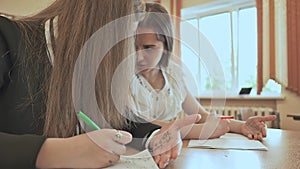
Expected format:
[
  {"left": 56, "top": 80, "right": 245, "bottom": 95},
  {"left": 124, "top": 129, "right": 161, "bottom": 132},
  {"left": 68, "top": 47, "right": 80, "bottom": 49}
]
[{"left": 36, "top": 137, "right": 71, "bottom": 168}]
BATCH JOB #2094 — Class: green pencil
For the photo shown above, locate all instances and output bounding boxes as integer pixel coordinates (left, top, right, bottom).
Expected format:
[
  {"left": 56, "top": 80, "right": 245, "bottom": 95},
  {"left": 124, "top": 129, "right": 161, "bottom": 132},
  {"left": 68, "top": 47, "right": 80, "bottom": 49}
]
[{"left": 77, "top": 111, "right": 101, "bottom": 130}]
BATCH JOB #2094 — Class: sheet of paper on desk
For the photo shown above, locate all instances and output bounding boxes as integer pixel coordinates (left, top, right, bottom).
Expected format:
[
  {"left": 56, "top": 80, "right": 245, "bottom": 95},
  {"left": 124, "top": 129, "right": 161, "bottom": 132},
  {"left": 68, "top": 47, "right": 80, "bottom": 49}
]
[
  {"left": 187, "top": 133, "right": 268, "bottom": 151},
  {"left": 104, "top": 149, "right": 159, "bottom": 169}
]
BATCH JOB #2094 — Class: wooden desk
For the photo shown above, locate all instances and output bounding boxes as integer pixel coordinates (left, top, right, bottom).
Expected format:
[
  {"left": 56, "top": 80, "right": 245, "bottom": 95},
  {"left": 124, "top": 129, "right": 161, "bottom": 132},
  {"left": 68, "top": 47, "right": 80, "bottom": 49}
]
[{"left": 167, "top": 129, "right": 300, "bottom": 169}]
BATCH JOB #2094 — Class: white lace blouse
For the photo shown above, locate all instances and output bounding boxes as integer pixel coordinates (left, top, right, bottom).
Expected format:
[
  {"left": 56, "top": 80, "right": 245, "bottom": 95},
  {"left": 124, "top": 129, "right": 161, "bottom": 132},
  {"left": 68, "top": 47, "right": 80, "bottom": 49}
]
[{"left": 129, "top": 61, "right": 187, "bottom": 121}]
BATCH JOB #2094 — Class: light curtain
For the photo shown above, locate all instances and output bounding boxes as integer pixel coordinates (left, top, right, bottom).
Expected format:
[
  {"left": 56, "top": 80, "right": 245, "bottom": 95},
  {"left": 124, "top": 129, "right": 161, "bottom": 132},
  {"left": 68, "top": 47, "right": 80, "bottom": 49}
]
[
  {"left": 256, "top": 0, "right": 292, "bottom": 94},
  {"left": 286, "top": 0, "right": 300, "bottom": 94}
]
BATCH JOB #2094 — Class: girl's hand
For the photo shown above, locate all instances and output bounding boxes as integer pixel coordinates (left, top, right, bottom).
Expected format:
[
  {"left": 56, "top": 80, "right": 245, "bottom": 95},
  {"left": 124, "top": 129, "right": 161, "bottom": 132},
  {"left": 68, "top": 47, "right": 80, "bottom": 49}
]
[
  {"left": 36, "top": 129, "right": 132, "bottom": 168},
  {"left": 149, "top": 114, "right": 201, "bottom": 168},
  {"left": 241, "top": 115, "right": 276, "bottom": 140}
]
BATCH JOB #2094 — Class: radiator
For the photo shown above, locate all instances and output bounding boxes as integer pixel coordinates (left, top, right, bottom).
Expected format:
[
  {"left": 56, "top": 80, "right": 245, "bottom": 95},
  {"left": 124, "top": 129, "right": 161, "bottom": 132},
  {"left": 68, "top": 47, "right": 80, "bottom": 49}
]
[{"left": 203, "top": 106, "right": 280, "bottom": 128}]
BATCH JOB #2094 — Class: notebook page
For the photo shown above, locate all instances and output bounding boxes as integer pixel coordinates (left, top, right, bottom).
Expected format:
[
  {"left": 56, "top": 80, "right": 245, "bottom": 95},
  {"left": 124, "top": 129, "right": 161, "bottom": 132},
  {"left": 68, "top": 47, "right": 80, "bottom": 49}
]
[
  {"left": 187, "top": 133, "right": 268, "bottom": 151},
  {"left": 104, "top": 149, "right": 159, "bottom": 169}
]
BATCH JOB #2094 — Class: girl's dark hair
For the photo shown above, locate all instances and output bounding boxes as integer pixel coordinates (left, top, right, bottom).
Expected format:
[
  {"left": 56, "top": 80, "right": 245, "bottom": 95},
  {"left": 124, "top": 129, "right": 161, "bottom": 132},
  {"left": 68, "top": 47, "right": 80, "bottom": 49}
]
[{"left": 137, "top": 3, "right": 174, "bottom": 67}]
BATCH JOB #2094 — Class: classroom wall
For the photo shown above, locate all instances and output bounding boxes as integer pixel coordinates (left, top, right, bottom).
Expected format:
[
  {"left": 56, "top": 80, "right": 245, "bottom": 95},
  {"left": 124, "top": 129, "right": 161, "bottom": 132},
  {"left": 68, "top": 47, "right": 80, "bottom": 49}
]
[
  {"left": 161, "top": 0, "right": 214, "bottom": 10},
  {"left": 182, "top": 0, "right": 214, "bottom": 8},
  {"left": 0, "top": 0, "right": 215, "bottom": 16},
  {"left": 277, "top": 90, "right": 300, "bottom": 130},
  {"left": 0, "top": 0, "right": 54, "bottom": 16}
]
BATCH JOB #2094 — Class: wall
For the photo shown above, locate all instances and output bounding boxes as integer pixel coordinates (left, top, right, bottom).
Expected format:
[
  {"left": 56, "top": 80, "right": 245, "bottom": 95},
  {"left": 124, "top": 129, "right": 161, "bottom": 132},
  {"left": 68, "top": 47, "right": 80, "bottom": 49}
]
[
  {"left": 0, "top": 0, "right": 54, "bottom": 16},
  {"left": 161, "top": 0, "right": 171, "bottom": 14},
  {"left": 161, "top": 0, "right": 214, "bottom": 11},
  {"left": 277, "top": 90, "right": 300, "bottom": 130},
  {"left": 1, "top": 0, "right": 211, "bottom": 17},
  {"left": 182, "top": 0, "right": 213, "bottom": 8}
]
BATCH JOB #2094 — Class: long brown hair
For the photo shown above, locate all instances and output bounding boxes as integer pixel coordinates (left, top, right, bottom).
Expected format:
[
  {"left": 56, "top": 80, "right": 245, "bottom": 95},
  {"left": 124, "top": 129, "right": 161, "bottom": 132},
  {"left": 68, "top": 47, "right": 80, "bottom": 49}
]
[{"left": 14, "top": 0, "right": 144, "bottom": 137}]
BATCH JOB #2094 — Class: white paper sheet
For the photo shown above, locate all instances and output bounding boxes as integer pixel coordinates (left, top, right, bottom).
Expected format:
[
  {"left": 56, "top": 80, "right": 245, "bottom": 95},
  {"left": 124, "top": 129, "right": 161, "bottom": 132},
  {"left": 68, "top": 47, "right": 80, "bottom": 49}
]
[
  {"left": 104, "top": 149, "right": 159, "bottom": 169},
  {"left": 187, "top": 133, "right": 268, "bottom": 151}
]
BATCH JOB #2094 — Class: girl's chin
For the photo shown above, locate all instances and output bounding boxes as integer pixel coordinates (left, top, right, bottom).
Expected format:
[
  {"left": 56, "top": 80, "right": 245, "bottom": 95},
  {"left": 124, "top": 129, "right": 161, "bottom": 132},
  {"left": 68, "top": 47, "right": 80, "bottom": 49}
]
[
  {"left": 136, "top": 67, "right": 159, "bottom": 74},
  {"left": 136, "top": 66, "right": 148, "bottom": 72},
  {"left": 136, "top": 69, "right": 148, "bottom": 74}
]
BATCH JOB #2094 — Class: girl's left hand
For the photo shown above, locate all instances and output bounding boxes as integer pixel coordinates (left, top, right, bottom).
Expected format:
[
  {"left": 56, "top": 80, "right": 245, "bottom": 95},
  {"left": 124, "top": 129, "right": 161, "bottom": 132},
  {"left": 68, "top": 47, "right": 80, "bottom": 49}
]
[
  {"left": 149, "top": 114, "right": 201, "bottom": 168},
  {"left": 241, "top": 115, "right": 276, "bottom": 140}
]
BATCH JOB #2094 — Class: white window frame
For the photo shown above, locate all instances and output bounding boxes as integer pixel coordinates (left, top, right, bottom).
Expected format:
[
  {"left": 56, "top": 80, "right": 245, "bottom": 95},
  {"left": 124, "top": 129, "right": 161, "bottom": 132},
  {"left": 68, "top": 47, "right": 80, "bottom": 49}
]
[{"left": 181, "top": 1, "right": 257, "bottom": 96}]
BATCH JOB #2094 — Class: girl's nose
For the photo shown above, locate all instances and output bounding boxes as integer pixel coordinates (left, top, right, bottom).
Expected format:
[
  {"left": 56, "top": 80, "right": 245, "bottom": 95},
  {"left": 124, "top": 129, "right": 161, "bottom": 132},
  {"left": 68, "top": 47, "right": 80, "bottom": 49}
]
[{"left": 136, "top": 50, "right": 144, "bottom": 62}]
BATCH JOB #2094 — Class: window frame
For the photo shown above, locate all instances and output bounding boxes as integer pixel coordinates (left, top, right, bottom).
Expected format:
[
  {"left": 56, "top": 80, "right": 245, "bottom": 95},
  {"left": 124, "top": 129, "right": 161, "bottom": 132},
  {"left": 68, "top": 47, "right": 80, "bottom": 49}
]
[{"left": 180, "top": 3, "right": 257, "bottom": 96}]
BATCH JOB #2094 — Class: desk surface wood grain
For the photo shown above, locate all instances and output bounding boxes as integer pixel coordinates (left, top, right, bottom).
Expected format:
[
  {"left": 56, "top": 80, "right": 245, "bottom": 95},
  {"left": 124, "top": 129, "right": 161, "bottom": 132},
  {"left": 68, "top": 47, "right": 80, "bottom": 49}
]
[{"left": 167, "top": 129, "right": 300, "bottom": 169}]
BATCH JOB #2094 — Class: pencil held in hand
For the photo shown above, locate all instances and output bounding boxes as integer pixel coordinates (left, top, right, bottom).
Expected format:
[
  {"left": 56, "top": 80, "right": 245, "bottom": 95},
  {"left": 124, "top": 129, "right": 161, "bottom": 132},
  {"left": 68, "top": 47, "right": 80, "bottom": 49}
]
[{"left": 77, "top": 111, "right": 101, "bottom": 130}]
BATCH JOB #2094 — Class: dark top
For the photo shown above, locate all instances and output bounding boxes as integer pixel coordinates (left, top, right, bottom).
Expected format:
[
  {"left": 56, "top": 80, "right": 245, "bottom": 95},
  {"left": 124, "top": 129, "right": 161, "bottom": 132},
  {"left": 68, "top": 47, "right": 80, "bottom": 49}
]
[{"left": 0, "top": 16, "right": 160, "bottom": 169}]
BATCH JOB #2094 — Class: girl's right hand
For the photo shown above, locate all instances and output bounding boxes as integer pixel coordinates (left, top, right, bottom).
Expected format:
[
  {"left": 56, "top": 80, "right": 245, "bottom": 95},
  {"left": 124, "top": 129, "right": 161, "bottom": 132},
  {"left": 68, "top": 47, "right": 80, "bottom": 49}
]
[{"left": 36, "top": 129, "right": 132, "bottom": 169}]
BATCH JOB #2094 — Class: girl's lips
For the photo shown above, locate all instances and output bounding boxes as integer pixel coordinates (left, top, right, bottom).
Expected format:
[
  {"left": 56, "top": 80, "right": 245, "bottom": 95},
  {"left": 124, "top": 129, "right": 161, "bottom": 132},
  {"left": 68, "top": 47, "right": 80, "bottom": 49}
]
[
  {"left": 136, "top": 65, "right": 148, "bottom": 73},
  {"left": 136, "top": 64, "right": 146, "bottom": 69}
]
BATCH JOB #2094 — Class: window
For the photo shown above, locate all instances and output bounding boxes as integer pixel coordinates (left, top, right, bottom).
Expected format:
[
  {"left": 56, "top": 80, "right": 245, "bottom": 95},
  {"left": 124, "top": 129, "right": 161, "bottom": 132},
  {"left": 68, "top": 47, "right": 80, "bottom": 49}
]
[{"left": 181, "top": 6, "right": 257, "bottom": 96}]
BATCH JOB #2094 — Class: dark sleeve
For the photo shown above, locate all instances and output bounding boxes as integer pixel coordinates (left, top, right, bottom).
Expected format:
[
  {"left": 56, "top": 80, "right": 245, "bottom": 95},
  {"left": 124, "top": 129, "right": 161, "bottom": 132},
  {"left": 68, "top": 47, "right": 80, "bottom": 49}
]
[
  {"left": 0, "top": 17, "right": 46, "bottom": 169},
  {"left": 0, "top": 132, "right": 46, "bottom": 169},
  {"left": 0, "top": 17, "right": 12, "bottom": 90},
  {"left": 126, "top": 118, "right": 161, "bottom": 151}
]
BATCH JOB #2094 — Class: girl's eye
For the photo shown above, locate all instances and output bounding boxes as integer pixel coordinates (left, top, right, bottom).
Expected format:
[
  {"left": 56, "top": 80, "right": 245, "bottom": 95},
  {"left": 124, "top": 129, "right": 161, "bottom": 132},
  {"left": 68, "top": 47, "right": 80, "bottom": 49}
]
[
  {"left": 143, "top": 45, "right": 154, "bottom": 50},
  {"left": 135, "top": 45, "right": 154, "bottom": 51}
]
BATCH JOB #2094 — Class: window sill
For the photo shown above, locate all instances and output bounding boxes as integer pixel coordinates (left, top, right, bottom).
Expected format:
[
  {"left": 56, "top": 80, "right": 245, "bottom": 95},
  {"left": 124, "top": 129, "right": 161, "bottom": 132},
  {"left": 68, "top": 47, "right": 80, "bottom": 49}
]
[{"left": 197, "top": 94, "right": 285, "bottom": 101}]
